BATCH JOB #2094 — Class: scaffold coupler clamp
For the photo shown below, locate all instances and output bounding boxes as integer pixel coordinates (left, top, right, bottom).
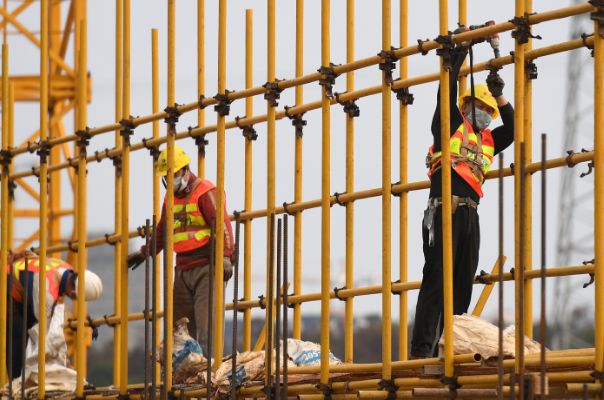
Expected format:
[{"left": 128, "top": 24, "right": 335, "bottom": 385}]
[
  {"left": 589, "top": 0, "right": 604, "bottom": 38},
  {"left": 103, "top": 148, "right": 122, "bottom": 178},
  {"left": 164, "top": 103, "right": 182, "bottom": 135},
  {"left": 283, "top": 201, "right": 296, "bottom": 216},
  {"left": 195, "top": 134, "right": 209, "bottom": 160},
  {"left": 423, "top": 198, "right": 439, "bottom": 247},
  {"left": 525, "top": 60, "right": 538, "bottom": 80},
  {"left": 258, "top": 294, "right": 266, "bottom": 310},
  {"left": 391, "top": 181, "right": 402, "bottom": 197},
  {"left": 391, "top": 279, "right": 402, "bottom": 296},
  {"left": 142, "top": 137, "right": 161, "bottom": 161},
  {"left": 417, "top": 38, "right": 431, "bottom": 56},
  {"left": 391, "top": 81, "right": 414, "bottom": 106},
  {"left": 378, "top": 379, "right": 399, "bottom": 400},
  {"left": 583, "top": 273, "right": 595, "bottom": 288},
  {"left": 334, "top": 92, "right": 360, "bottom": 118},
  {"left": 214, "top": 89, "right": 234, "bottom": 117},
  {"left": 316, "top": 382, "right": 334, "bottom": 400},
  {"left": 264, "top": 79, "right": 285, "bottom": 107},
  {"left": 36, "top": 139, "right": 52, "bottom": 167},
  {"left": 333, "top": 286, "right": 347, "bottom": 301},
  {"left": 510, "top": 14, "right": 542, "bottom": 45},
  {"left": 318, "top": 62, "right": 341, "bottom": 99},
  {"left": 435, "top": 33, "right": 455, "bottom": 71},
  {"left": 198, "top": 94, "right": 208, "bottom": 110},
  {"left": 475, "top": 270, "right": 492, "bottom": 285},
  {"left": 284, "top": 106, "right": 307, "bottom": 138},
  {"left": 119, "top": 116, "right": 136, "bottom": 147},
  {"left": 440, "top": 376, "right": 460, "bottom": 397},
  {"left": 236, "top": 116, "right": 258, "bottom": 141},
  {"left": 378, "top": 46, "right": 400, "bottom": 85},
  {"left": 0, "top": 148, "right": 13, "bottom": 171},
  {"left": 117, "top": 393, "right": 130, "bottom": 400},
  {"left": 87, "top": 315, "right": 99, "bottom": 341},
  {"left": 581, "top": 33, "right": 595, "bottom": 57}
]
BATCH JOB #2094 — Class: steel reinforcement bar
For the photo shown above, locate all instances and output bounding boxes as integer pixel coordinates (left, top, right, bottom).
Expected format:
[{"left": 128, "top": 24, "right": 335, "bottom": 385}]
[{"left": 1, "top": 2, "right": 593, "bottom": 163}]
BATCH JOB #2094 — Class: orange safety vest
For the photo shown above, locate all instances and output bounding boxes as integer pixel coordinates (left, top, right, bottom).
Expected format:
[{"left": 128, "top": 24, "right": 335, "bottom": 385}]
[
  {"left": 7, "top": 256, "right": 74, "bottom": 303},
  {"left": 164, "top": 178, "right": 216, "bottom": 253},
  {"left": 426, "top": 116, "right": 495, "bottom": 198}
]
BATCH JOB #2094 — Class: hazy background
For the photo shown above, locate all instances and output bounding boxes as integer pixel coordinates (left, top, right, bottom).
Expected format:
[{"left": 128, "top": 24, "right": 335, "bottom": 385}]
[{"left": 4, "top": 0, "right": 598, "bottom": 377}]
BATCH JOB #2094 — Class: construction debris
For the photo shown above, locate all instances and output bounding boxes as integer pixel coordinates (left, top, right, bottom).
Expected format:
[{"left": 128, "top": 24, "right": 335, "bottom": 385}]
[{"left": 437, "top": 313, "right": 549, "bottom": 361}]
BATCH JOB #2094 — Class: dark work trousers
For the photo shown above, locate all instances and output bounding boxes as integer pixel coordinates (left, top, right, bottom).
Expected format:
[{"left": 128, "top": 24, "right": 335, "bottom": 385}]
[
  {"left": 410, "top": 205, "right": 480, "bottom": 357},
  {"left": 6, "top": 276, "right": 37, "bottom": 380}
]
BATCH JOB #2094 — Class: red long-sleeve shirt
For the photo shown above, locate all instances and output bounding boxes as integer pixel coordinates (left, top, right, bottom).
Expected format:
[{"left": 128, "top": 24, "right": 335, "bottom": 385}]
[{"left": 141, "top": 174, "right": 234, "bottom": 271}]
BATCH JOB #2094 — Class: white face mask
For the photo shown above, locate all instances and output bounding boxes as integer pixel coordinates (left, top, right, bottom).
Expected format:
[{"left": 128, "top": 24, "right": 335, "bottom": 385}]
[
  {"left": 174, "top": 174, "right": 188, "bottom": 193},
  {"left": 466, "top": 108, "right": 492, "bottom": 131}
]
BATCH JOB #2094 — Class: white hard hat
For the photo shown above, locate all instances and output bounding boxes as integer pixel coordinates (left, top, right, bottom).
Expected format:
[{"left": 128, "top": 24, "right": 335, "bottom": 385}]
[{"left": 74, "top": 270, "right": 103, "bottom": 302}]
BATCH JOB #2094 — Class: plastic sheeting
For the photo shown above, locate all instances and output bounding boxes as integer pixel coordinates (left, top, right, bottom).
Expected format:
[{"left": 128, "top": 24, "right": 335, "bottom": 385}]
[{"left": 437, "top": 313, "right": 548, "bottom": 361}]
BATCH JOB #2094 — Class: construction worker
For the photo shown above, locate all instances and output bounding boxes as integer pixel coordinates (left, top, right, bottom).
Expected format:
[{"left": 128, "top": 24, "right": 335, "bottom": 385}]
[
  {"left": 410, "top": 47, "right": 514, "bottom": 359},
  {"left": 126, "top": 145, "right": 235, "bottom": 356},
  {"left": 6, "top": 251, "right": 103, "bottom": 377}
]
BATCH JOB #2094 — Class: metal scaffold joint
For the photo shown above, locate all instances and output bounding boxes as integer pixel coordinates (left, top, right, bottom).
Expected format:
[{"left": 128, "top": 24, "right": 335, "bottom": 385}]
[
  {"left": 334, "top": 93, "right": 360, "bottom": 118},
  {"left": 435, "top": 34, "right": 455, "bottom": 71},
  {"left": 235, "top": 116, "right": 258, "bottom": 141},
  {"left": 142, "top": 137, "right": 161, "bottom": 160},
  {"left": 525, "top": 61, "right": 538, "bottom": 80},
  {"left": 318, "top": 62, "right": 341, "bottom": 99},
  {"left": 391, "top": 82, "right": 414, "bottom": 105},
  {"left": 581, "top": 33, "right": 595, "bottom": 57},
  {"left": 377, "top": 46, "right": 400, "bottom": 85},
  {"left": 417, "top": 38, "right": 431, "bottom": 56},
  {"left": 378, "top": 379, "right": 399, "bottom": 400},
  {"left": 316, "top": 382, "right": 333, "bottom": 400},
  {"left": 0, "top": 149, "right": 13, "bottom": 168},
  {"left": 102, "top": 148, "right": 123, "bottom": 178},
  {"left": 198, "top": 94, "right": 207, "bottom": 110},
  {"left": 119, "top": 117, "right": 136, "bottom": 147},
  {"left": 37, "top": 139, "right": 52, "bottom": 163},
  {"left": 284, "top": 106, "right": 307, "bottom": 137},
  {"left": 589, "top": 0, "right": 604, "bottom": 38},
  {"left": 164, "top": 103, "right": 182, "bottom": 135},
  {"left": 214, "top": 90, "right": 234, "bottom": 116},
  {"left": 263, "top": 79, "right": 285, "bottom": 107},
  {"left": 510, "top": 14, "right": 543, "bottom": 45}
]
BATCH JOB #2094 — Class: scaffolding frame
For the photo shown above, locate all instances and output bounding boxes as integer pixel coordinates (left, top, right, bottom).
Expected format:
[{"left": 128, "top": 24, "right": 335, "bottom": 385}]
[{"left": 0, "top": 0, "right": 603, "bottom": 399}]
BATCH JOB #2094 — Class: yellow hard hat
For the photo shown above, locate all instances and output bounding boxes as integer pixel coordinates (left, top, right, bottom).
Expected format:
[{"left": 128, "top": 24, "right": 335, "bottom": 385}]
[
  {"left": 458, "top": 84, "right": 499, "bottom": 119},
  {"left": 157, "top": 145, "right": 191, "bottom": 177}
]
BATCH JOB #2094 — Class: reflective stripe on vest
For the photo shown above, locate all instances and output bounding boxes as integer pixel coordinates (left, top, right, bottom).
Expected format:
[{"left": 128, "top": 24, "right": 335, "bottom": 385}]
[
  {"left": 427, "top": 119, "right": 494, "bottom": 198},
  {"left": 7, "top": 257, "right": 74, "bottom": 303},
  {"left": 164, "top": 179, "right": 216, "bottom": 253}
]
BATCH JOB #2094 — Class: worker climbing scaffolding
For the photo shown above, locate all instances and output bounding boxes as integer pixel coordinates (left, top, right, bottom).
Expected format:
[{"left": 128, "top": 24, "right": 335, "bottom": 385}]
[{"left": 411, "top": 36, "right": 514, "bottom": 359}]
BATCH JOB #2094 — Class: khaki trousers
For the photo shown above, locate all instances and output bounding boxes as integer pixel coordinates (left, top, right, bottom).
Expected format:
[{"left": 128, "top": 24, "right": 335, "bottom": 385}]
[{"left": 173, "top": 258, "right": 231, "bottom": 357}]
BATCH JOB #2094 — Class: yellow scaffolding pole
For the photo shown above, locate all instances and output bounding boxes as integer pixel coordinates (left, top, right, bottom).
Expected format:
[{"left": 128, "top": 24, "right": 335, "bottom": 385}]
[
  {"left": 320, "top": 0, "right": 331, "bottom": 385},
  {"left": 344, "top": 0, "right": 354, "bottom": 364},
  {"left": 75, "top": 18, "right": 88, "bottom": 397},
  {"left": 119, "top": 0, "right": 131, "bottom": 394},
  {"left": 166, "top": 0, "right": 176, "bottom": 385},
  {"left": 523, "top": 0, "right": 533, "bottom": 339},
  {"left": 458, "top": 0, "right": 466, "bottom": 94},
  {"left": 197, "top": 0, "right": 205, "bottom": 178},
  {"left": 513, "top": 0, "right": 526, "bottom": 392},
  {"left": 113, "top": 0, "right": 123, "bottom": 385},
  {"left": 243, "top": 8, "right": 253, "bottom": 352},
  {"left": 151, "top": 27, "right": 161, "bottom": 383},
  {"left": 293, "top": 0, "right": 304, "bottom": 342},
  {"left": 438, "top": 0, "right": 454, "bottom": 380},
  {"left": 213, "top": 0, "right": 227, "bottom": 371},
  {"left": 593, "top": 3, "right": 604, "bottom": 398},
  {"left": 7, "top": 81, "right": 13, "bottom": 258},
  {"left": 381, "top": 0, "right": 392, "bottom": 381},
  {"left": 398, "top": 0, "right": 408, "bottom": 362},
  {"left": 38, "top": 0, "right": 49, "bottom": 396},
  {"left": 0, "top": 43, "right": 8, "bottom": 388}
]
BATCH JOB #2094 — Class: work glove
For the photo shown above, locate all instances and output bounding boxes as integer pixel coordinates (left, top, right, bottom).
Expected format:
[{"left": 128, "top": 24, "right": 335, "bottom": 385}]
[
  {"left": 223, "top": 258, "right": 233, "bottom": 282},
  {"left": 486, "top": 71, "right": 505, "bottom": 97},
  {"left": 126, "top": 250, "right": 146, "bottom": 270}
]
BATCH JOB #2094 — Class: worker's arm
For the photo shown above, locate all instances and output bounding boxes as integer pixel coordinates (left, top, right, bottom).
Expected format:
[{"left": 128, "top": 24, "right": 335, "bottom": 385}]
[
  {"left": 431, "top": 50, "right": 467, "bottom": 152},
  {"left": 140, "top": 202, "right": 166, "bottom": 256},
  {"left": 491, "top": 101, "right": 514, "bottom": 155},
  {"left": 199, "top": 188, "right": 235, "bottom": 257},
  {"left": 32, "top": 272, "right": 55, "bottom": 323}
]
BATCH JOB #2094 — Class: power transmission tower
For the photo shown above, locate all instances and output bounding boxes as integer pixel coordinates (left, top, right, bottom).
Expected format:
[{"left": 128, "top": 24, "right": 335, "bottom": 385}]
[{"left": 552, "top": 0, "right": 595, "bottom": 350}]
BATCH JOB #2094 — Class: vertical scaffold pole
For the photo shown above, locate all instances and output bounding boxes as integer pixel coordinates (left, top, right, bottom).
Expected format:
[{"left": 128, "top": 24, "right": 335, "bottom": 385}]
[
  {"left": 0, "top": 43, "right": 8, "bottom": 389},
  {"left": 166, "top": 0, "right": 176, "bottom": 384},
  {"left": 39, "top": 0, "right": 49, "bottom": 396},
  {"left": 198, "top": 0, "right": 205, "bottom": 178},
  {"left": 113, "top": 0, "right": 123, "bottom": 386},
  {"left": 438, "top": 0, "right": 455, "bottom": 380},
  {"left": 458, "top": 0, "right": 467, "bottom": 94},
  {"left": 151, "top": 27, "right": 161, "bottom": 383},
  {"left": 344, "top": 0, "right": 355, "bottom": 364},
  {"left": 381, "top": 0, "right": 392, "bottom": 381},
  {"left": 266, "top": 0, "right": 276, "bottom": 380},
  {"left": 593, "top": 4, "right": 604, "bottom": 400},
  {"left": 292, "top": 0, "right": 304, "bottom": 342},
  {"left": 213, "top": 0, "right": 227, "bottom": 371},
  {"left": 513, "top": 0, "right": 526, "bottom": 394},
  {"left": 523, "top": 0, "right": 534, "bottom": 339},
  {"left": 243, "top": 9, "right": 253, "bottom": 352},
  {"left": 320, "top": 0, "right": 331, "bottom": 386},
  {"left": 398, "top": 0, "right": 408, "bottom": 362},
  {"left": 120, "top": 0, "right": 131, "bottom": 394},
  {"left": 7, "top": 81, "right": 13, "bottom": 259}
]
